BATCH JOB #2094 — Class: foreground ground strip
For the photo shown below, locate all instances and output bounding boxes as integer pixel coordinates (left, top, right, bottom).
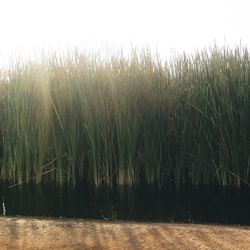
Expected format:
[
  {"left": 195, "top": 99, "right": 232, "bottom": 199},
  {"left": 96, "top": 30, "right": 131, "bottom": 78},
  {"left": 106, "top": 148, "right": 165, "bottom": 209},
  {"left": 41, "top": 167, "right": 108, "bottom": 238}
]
[{"left": 0, "top": 217, "right": 250, "bottom": 249}]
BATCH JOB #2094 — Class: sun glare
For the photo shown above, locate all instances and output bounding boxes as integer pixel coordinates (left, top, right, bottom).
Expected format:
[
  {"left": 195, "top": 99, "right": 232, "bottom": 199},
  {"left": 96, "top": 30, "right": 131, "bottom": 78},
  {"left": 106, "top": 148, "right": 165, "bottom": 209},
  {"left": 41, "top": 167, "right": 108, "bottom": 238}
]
[{"left": 0, "top": 0, "right": 249, "bottom": 65}]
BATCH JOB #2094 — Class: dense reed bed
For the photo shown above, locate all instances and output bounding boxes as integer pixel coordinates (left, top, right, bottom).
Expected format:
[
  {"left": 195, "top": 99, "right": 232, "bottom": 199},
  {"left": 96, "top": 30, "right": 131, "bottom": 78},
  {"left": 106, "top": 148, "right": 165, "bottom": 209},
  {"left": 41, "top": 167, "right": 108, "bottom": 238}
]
[{"left": 0, "top": 46, "right": 250, "bottom": 188}]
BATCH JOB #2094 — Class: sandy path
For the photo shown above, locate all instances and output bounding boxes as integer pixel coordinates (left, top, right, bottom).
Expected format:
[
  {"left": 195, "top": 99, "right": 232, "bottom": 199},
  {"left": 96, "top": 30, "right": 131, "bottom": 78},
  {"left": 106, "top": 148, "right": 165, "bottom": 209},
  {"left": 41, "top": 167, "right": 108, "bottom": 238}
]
[{"left": 0, "top": 217, "right": 250, "bottom": 249}]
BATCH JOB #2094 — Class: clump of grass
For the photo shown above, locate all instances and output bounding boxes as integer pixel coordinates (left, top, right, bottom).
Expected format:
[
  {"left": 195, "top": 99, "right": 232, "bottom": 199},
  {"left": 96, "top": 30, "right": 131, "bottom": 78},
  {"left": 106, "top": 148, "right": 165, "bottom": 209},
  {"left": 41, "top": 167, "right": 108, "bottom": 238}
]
[{"left": 0, "top": 46, "right": 250, "bottom": 188}]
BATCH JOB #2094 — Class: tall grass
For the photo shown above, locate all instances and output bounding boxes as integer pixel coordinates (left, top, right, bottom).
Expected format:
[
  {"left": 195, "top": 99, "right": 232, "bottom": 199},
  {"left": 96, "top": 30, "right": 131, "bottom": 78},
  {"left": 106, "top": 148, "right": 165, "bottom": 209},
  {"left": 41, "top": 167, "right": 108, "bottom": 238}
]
[{"left": 0, "top": 46, "right": 250, "bottom": 188}]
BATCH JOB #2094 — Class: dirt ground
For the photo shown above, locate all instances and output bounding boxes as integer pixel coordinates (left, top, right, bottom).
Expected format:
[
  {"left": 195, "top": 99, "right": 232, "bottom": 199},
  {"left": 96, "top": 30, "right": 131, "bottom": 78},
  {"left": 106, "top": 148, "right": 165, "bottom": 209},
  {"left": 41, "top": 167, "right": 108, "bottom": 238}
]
[{"left": 0, "top": 217, "right": 250, "bottom": 249}]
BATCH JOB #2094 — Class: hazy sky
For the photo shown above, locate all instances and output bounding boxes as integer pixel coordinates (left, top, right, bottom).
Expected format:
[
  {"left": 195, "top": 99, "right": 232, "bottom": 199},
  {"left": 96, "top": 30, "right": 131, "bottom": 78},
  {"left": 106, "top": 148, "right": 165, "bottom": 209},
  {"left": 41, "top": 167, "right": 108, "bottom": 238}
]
[{"left": 0, "top": 0, "right": 249, "bottom": 64}]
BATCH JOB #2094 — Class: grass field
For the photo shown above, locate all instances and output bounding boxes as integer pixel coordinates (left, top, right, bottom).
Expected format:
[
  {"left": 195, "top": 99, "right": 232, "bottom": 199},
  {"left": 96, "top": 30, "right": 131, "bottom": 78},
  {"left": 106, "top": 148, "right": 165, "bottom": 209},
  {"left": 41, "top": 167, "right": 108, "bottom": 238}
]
[{"left": 0, "top": 46, "right": 250, "bottom": 188}]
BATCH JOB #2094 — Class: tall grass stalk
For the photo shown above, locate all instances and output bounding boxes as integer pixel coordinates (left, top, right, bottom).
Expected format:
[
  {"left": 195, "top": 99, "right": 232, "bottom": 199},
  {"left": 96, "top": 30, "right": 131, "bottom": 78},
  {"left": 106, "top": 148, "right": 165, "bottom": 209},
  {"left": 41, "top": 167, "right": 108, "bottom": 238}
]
[{"left": 0, "top": 46, "right": 250, "bottom": 188}]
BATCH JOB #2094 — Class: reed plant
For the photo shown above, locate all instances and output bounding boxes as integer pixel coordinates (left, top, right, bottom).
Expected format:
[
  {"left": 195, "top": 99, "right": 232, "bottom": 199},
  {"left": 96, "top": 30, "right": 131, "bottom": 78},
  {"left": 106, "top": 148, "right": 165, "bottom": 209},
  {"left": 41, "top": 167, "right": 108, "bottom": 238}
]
[{"left": 0, "top": 46, "right": 250, "bottom": 188}]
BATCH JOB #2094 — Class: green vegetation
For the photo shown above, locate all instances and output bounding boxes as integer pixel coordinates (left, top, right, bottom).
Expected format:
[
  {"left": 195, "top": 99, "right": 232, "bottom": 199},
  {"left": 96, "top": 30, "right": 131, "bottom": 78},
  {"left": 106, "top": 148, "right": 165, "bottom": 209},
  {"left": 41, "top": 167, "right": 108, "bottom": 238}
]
[{"left": 0, "top": 46, "right": 250, "bottom": 188}]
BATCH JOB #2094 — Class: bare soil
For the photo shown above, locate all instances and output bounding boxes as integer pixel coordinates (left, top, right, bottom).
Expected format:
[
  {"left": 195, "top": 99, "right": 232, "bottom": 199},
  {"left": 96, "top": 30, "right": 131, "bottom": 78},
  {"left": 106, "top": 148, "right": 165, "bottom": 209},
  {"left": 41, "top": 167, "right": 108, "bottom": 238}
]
[{"left": 0, "top": 217, "right": 250, "bottom": 249}]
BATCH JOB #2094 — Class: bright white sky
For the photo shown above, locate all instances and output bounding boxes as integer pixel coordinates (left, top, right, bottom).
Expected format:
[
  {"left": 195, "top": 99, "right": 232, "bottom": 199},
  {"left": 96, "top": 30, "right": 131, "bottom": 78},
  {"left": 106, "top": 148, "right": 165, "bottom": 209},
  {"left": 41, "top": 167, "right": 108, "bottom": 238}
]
[{"left": 0, "top": 0, "right": 249, "bottom": 65}]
